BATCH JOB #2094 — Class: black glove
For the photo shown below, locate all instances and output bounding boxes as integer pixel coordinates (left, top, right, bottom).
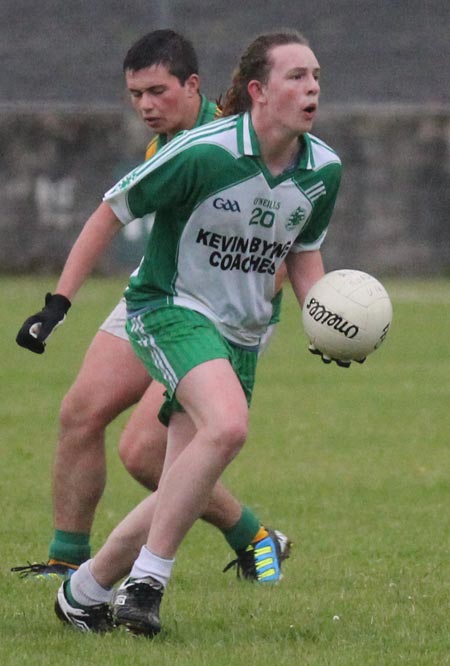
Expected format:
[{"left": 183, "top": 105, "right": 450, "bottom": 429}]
[
  {"left": 16, "top": 293, "right": 71, "bottom": 354},
  {"left": 308, "top": 343, "right": 366, "bottom": 368}
]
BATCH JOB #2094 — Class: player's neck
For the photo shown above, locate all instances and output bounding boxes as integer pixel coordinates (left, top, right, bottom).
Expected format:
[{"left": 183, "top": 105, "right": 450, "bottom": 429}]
[
  {"left": 259, "top": 133, "right": 301, "bottom": 177},
  {"left": 252, "top": 111, "right": 301, "bottom": 176}
]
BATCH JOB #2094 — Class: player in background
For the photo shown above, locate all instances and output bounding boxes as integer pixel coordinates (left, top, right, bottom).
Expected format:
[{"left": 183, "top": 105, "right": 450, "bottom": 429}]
[
  {"left": 20, "top": 30, "right": 341, "bottom": 635},
  {"left": 13, "top": 30, "right": 290, "bottom": 584}
]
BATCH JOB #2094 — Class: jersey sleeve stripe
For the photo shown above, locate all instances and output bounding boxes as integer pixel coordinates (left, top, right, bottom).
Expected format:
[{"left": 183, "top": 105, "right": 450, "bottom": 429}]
[{"left": 105, "top": 116, "right": 238, "bottom": 198}]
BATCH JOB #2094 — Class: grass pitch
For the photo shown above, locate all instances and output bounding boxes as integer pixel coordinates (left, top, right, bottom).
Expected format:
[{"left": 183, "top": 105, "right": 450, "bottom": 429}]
[{"left": 1, "top": 276, "right": 450, "bottom": 665}]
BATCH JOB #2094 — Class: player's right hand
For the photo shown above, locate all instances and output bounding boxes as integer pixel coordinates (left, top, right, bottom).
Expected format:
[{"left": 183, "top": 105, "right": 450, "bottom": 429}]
[
  {"left": 16, "top": 293, "right": 71, "bottom": 354},
  {"left": 308, "top": 343, "right": 366, "bottom": 368}
]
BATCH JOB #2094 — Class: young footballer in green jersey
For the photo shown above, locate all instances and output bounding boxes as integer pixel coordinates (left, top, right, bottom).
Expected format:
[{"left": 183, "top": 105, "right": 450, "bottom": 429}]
[
  {"left": 13, "top": 30, "right": 290, "bottom": 584},
  {"left": 18, "top": 30, "right": 341, "bottom": 636}
]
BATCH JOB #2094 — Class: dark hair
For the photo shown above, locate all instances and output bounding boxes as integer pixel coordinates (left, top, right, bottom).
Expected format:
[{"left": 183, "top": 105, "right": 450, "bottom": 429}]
[
  {"left": 123, "top": 29, "right": 199, "bottom": 84},
  {"left": 222, "top": 31, "right": 309, "bottom": 116}
]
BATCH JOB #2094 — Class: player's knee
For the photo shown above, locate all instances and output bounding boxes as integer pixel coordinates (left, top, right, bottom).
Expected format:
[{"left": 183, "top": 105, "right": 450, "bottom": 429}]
[
  {"left": 209, "top": 413, "right": 248, "bottom": 464},
  {"left": 59, "top": 386, "right": 110, "bottom": 436},
  {"left": 118, "top": 432, "right": 163, "bottom": 491}
]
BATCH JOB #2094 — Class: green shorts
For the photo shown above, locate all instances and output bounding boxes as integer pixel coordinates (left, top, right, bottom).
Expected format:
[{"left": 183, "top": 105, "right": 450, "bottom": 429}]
[{"left": 126, "top": 305, "right": 258, "bottom": 425}]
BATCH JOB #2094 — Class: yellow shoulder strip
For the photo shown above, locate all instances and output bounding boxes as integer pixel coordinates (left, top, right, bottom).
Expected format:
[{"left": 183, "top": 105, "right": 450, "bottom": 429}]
[{"left": 145, "top": 136, "right": 158, "bottom": 161}]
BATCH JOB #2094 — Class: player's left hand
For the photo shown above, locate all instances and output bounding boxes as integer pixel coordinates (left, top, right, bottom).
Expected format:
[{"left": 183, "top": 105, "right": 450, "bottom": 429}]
[
  {"left": 16, "top": 293, "right": 71, "bottom": 354},
  {"left": 308, "top": 343, "right": 366, "bottom": 368}
]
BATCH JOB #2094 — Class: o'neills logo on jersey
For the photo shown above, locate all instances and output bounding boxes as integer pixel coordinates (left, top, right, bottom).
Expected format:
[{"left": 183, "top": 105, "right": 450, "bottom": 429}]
[
  {"left": 253, "top": 197, "right": 281, "bottom": 210},
  {"left": 213, "top": 197, "right": 241, "bottom": 212},
  {"left": 305, "top": 297, "right": 359, "bottom": 338},
  {"left": 195, "top": 227, "right": 292, "bottom": 275}
]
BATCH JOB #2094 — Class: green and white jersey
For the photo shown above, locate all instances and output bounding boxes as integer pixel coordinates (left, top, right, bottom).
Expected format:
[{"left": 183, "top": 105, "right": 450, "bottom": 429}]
[
  {"left": 104, "top": 112, "right": 341, "bottom": 347},
  {"left": 129, "top": 94, "right": 220, "bottom": 278}
]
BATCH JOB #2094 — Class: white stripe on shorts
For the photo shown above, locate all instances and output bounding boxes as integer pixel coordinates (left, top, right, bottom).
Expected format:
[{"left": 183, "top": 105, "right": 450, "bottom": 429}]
[{"left": 132, "top": 315, "right": 179, "bottom": 392}]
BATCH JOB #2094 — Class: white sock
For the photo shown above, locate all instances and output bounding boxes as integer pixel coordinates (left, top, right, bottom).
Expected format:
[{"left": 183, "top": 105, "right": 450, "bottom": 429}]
[
  {"left": 129, "top": 545, "right": 174, "bottom": 588},
  {"left": 69, "top": 560, "right": 113, "bottom": 606}
]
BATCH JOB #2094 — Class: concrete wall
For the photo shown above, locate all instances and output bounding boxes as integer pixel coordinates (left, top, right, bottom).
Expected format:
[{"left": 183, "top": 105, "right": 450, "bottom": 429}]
[
  {"left": 316, "top": 105, "right": 450, "bottom": 276},
  {"left": 3, "top": 1, "right": 449, "bottom": 107},
  {"left": 1, "top": 104, "right": 449, "bottom": 277}
]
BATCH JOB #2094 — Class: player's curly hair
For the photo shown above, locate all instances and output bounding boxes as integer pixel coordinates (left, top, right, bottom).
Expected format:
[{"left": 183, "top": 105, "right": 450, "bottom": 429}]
[{"left": 221, "top": 31, "right": 309, "bottom": 117}]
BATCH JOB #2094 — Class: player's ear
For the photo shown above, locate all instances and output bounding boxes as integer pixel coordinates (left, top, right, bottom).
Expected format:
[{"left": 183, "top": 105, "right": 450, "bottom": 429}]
[
  {"left": 185, "top": 74, "right": 200, "bottom": 96},
  {"left": 247, "top": 79, "right": 266, "bottom": 105}
]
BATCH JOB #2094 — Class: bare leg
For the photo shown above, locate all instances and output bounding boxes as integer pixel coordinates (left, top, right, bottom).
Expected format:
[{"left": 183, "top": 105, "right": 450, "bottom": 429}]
[
  {"left": 147, "top": 359, "right": 248, "bottom": 558},
  {"left": 90, "top": 494, "right": 158, "bottom": 586},
  {"left": 90, "top": 408, "right": 242, "bottom": 588},
  {"left": 53, "top": 331, "right": 150, "bottom": 534},
  {"left": 118, "top": 381, "right": 167, "bottom": 491},
  {"left": 119, "top": 379, "right": 244, "bottom": 531}
]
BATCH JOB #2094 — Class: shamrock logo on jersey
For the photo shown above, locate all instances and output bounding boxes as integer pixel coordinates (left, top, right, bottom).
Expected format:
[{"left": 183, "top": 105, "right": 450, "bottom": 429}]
[{"left": 285, "top": 206, "right": 306, "bottom": 230}]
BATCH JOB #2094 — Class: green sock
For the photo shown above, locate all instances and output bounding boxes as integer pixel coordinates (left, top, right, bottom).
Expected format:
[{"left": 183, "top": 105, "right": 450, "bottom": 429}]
[
  {"left": 222, "top": 506, "right": 261, "bottom": 552},
  {"left": 49, "top": 530, "right": 91, "bottom": 566}
]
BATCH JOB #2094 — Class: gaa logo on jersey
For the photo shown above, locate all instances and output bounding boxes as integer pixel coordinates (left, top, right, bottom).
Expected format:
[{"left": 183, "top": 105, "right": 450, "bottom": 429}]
[
  {"left": 213, "top": 197, "right": 241, "bottom": 212},
  {"left": 285, "top": 206, "right": 306, "bottom": 230}
]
